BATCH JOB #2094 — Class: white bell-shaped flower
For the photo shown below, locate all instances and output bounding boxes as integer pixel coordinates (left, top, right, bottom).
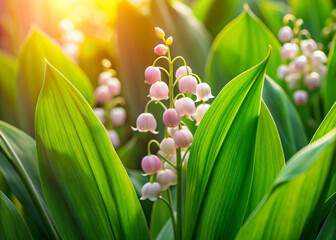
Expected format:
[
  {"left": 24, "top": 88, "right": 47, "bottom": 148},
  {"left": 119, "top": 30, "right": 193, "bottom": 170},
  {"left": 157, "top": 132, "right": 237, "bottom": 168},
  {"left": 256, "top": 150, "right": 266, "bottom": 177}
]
[
  {"left": 107, "top": 130, "right": 120, "bottom": 148},
  {"left": 277, "top": 65, "right": 290, "bottom": 79},
  {"left": 132, "top": 113, "right": 158, "bottom": 134},
  {"left": 109, "top": 107, "right": 126, "bottom": 127},
  {"left": 193, "top": 104, "right": 210, "bottom": 126},
  {"left": 93, "top": 108, "right": 105, "bottom": 124},
  {"left": 196, "top": 83, "right": 214, "bottom": 102},
  {"left": 149, "top": 81, "right": 169, "bottom": 100},
  {"left": 304, "top": 72, "right": 321, "bottom": 90},
  {"left": 174, "top": 128, "right": 193, "bottom": 148},
  {"left": 140, "top": 182, "right": 161, "bottom": 201},
  {"left": 175, "top": 97, "right": 196, "bottom": 117},
  {"left": 280, "top": 43, "right": 299, "bottom": 60},
  {"left": 278, "top": 26, "right": 293, "bottom": 42},
  {"left": 293, "top": 90, "right": 308, "bottom": 105},
  {"left": 160, "top": 138, "right": 176, "bottom": 155},
  {"left": 157, "top": 169, "right": 177, "bottom": 190}
]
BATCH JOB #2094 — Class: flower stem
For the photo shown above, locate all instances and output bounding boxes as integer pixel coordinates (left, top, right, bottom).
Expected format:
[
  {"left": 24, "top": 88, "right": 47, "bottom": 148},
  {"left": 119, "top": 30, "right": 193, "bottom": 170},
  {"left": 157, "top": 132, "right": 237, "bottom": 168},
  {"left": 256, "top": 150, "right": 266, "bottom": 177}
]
[
  {"left": 167, "top": 188, "right": 177, "bottom": 239},
  {"left": 0, "top": 132, "right": 61, "bottom": 240},
  {"left": 176, "top": 148, "right": 182, "bottom": 240}
]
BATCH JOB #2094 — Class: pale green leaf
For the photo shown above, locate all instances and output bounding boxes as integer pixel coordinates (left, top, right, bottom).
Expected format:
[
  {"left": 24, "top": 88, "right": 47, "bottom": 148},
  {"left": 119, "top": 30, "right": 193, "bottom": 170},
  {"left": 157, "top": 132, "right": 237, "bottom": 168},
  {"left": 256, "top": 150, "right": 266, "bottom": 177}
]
[
  {"left": 207, "top": 5, "right": 282, "bottom": 96},
  {"left": 184, "top": 49, "right": 284, "bottom": 239},
  {"left": 0, "top": 51, "right": 17, "bottom": 126},
  {"left": 17, "top": 26, "right": 93, "bottom": 136},
  {"left": 35, "top": 61, "right": 149, "bottom": 239},
  {"left": 0, "top": 191, "right": 33, "bottom": 240},
  {"left": 236, "top": 130, "right": 336, "bottom": 240}
]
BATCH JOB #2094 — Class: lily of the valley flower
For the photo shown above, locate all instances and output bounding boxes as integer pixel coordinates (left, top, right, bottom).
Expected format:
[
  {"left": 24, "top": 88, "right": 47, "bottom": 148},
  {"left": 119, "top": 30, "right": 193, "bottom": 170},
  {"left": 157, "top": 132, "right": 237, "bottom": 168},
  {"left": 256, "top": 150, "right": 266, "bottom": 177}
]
[
  {"left": 109, "top": 107, "right": 126, "bottom": 127},
  {"left": 140, "top": 182, "right": 162, "bottom": 201},
  {"left": 174, "top": 129, "right": 193, "bottom": 148},
  {"left": 157, "top": 169, "right": 177, "bottom": 190},
  {"left": 132, "top": 113, "right": 158, "bottom": 134},
  {"left": 145, "top": 66, "right": 161, "bottom": 84},
  {"left": 163, "top": 109, "right": 181, "bottom": 127},
  {"left": 175, "top": 97, "right": 196, "bottom": 117},
  {"left": 196, "top": 83, "right": 214, "bottom": 102},
  {"left": 160, "top": 138, "right": 176, "bottom": 155},
  {"left": 178, "top": 75, "right": 197, "bottom": 94},
  {"left": 141, "top": 155, "right": 162, "bottom": 174},
  {"left": 149, "top": 81, "right": 169, "bottom": 100}
]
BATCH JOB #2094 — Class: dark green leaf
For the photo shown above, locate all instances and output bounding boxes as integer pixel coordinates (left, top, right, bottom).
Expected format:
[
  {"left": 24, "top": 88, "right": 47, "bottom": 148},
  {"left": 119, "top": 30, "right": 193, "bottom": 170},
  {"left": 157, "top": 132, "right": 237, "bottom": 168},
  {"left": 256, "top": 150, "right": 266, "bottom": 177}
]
[{"left": 323, "top": 39, "right": 336, "bottom": 113}]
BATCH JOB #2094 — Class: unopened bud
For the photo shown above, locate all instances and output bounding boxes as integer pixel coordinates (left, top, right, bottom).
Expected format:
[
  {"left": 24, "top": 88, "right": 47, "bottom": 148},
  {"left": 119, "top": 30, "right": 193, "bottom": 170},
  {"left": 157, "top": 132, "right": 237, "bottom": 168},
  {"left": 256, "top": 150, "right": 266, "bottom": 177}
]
[
  {"left": 145, "top": 66, "right": 161, "bottom": 84},
  {"left": 141, "top": 155, "right": 161, "bottom": 174},
  {"left": 175, "top": 97, "right": 196, "bottom": 117},
  {"left": 174, "top": 129, "right": 193, "bottom": 148},
  {"left": 166, "top": 36, "right": 173, "bottom": 45},
  {"left": 149, "top": 81, "right": 169, "bottom": 100},
  {"left": 155, "top": 27, "right": 165, "bottom": 39},
  {"left": 280, "top": 43, "right": 299, "bottom": 60},
  {"left": 278, "top": 26, "right": 293, "bottom": 42},
  {"left": 140, "top": 182, "right": 161, "bottom": 201},
  {"left": 312, "top": 50, "right": 327, "bottom": 64},
  {"left": 300, "top": 39, "right": 317, "bottom": 53},
  {"left": 98, "top": 71, "right": 113, "bottom": 85},
  {"left": 285, "top": 73, "right": 301, "bottom": 90},
  {"left": 157, "top": 169, "right": 177, "bottom": 190},
  {"left": 304, "top": 72, "right": 321, "bottom": 90},
  {"left": 110, "top": 107, "right": 126, "bottom": 127},
  {"left": 293, "top": 55, "right": 308, "bottom": 70},
  {"left": 277, "top": 65, "right": 290, "bottom": 79},
  {"left": 293, "top": 90, "right": 308, "bottom": 105},
  {"left": 154, "top": 44, "right": 168, "bottom": 56},
  {"left": 163, "top": 109, "right": 181, "bottom": 127},
  {"left": 160, "top": 138, "right": 176, "bottom": 155},
  {"left": 106, "top": 77, "right": 121, "bottom": 96},
  {"left": 95, "top": 85, "right": 112, "bottom": 104},
  {"left": 178, "top": 75, "right": 197, "bottom": 94}
]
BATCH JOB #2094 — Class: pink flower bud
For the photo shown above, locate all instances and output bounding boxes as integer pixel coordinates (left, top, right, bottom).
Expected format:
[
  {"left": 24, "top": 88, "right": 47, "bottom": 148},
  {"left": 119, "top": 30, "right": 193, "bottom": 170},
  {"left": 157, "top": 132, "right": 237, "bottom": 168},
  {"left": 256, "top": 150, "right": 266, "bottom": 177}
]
[
  {"left": 163, "top": 109, "right": 181, "bottom": 127},
  {"left": 193, "top": 104, "right": 210, "bottom": 126},
  {"left": 312, "top": 50, "right": 327, "bottom": 64},
  {"left": 140, "top": 182, "right": 161, "bottom": 201},
  {"left": 132, "top": 113, "right": 158, "bottom": 134},
  {"left": 281, "top": 43, "right": 299, "bottom": 60},
  {"left": 149, "top": 81, "right": 169, "bottom": 100},
  {"left": 293, "top": 55, "right": 308, "bottom": 70},
  {"left": 95, "top": 85, "right": 112, "bottom": 104},
  {"left": 160, "top": 138, "right": 176, "bottom": 155},
  {"left": 106, "top": 77, "right": 121, "bottom": 96},
  {"left": 175, "top": 66, "right": 192, "bottom": 79},
  {"left": 300, "top": 39, "right": 317, "bottom": 53},
  {"left": 154, "top": 44, "right": 168, "bottom": 56},
  {"left": 178, "top": 75, "right": 197, "bottom": 94},
  {"left": 293, "top": 90, "right": 308, "bottom": 105},
  {"left": 175, "top": 97, "right": 196, "bottom": 117},
  {"left": 277, "top": 65, "right": 291, "bottom": 79},
  {"left": 278, "top": 26, "right": 293, "bottom": 42},
  {"left": 141, "top": 155, "right": 162, "bottom": 174},
  {"left": 157, "top": 169, "right": 177, "bottom": 190},
  {"left": 305, "top": 72, "right": 321, "bottom": 90},
  {"left": 98, "top": 71, "right": 113, "bottom": 85},
  {"left": 285, "top": 73, "right": 301, "bottom": 90},
  {"left": 145, "top": 66, "right": 161, "bottom": 84},
  {"left": 109, "top": 107, "right": 126, "bottom": 127},
  {"left": 196, "top": 83, "right": 214, "bottom": 102},
  {"left": 154, "top": 27, "right": 165, "bottom": 39},
  {"left": 166, "top": 36, "right": 173, "bottom": 45},
  {"left": 174, "top": 129, "right": 193, "bottom": 148},
  {"left": 107, "top": 130, "right": 120, "bottom": 148},
  {"left": 93, "top": 108, "right": 105, "bottom": 124},
  {"left": 167, "top": 125, "right": 187, "bottom": 138}
]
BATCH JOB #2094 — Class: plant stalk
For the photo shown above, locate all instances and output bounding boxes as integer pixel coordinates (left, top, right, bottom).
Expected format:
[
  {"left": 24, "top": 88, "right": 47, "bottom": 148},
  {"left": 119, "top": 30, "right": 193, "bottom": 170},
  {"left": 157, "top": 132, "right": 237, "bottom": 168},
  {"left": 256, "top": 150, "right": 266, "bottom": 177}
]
[
  {"left": 0, "top": 132, "right": 60, "bottom": 240},
  {"left": 176, "top": 148, "right": 182, "bottom": 240}
]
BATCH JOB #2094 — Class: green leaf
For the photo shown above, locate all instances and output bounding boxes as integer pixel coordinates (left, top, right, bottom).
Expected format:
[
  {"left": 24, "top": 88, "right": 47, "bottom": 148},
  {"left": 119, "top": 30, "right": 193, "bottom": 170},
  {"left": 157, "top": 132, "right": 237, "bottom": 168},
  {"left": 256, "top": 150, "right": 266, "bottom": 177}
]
[
  {"left": 236, "top": 130, "right": 336, "bottom": 239},
  {"left": 184, "top": 49, "right": 284, "bottom": 239},
  {"left": 35, "top": 61, "right": 149, "bottom": 239},
  {"left": 317, "top": 203, "right": 336, "bottom": 240},
  {"left": 156, "top": 219, "right": 174, "bottom": 240},
  {"left": 0, "top": 191, "right": 34, "bottom": 240},
  {"left": 323, "top": 39, "right": 336, "bottom": 113},
  {"left": 0, "top": 51, "right": 17, "bottom": 126},
  {"left": 207, "top": 5, "right": 282, "bottom": 96},
  {"left": 263, "top": 76, "right": 307, "bottom": 160},
  {"left": 259, "top": 1, "right": 291, "bottom": 37},
  {"left": 289, "top": 0, "right": 333, "bottom": 41},
  {"left": 0, "top": 121, "right": 51, "bottom": 234},
  {"left": 17, "top": 26, "right": 93, "bottom": 136}
]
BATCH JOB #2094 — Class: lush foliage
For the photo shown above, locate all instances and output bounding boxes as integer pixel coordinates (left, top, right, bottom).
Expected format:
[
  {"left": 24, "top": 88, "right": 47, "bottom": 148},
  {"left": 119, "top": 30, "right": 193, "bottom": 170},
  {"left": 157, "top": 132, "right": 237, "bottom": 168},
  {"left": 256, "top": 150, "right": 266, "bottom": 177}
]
[{"left": 0, "top": 0, "right": 336, "bottom": 240}]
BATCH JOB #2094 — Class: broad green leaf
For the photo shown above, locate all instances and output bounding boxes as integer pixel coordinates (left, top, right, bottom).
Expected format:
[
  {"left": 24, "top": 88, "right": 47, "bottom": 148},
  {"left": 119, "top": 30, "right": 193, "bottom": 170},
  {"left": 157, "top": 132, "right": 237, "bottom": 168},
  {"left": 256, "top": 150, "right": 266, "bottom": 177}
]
[
  {"left": 35, "top": 61, "right": 149, "bottom": 239},
  {"left": 17, "top": 26, "right": 93, "bottom": 136},
  {"left": 263, "top": 76, "right": 307, "bottom": 160},
  {"left": 0, "top": 51, "right": 17, "bottom": 126},
  {"left": 317, "top": 204, "right": 336, "bottom": 240},
  {"left": 289, "top": 0, "right": 333, "bottom": 41},
  {"left": 156, "top": 219, "right": 174, "bottom": 240},
  {"left": 323, "top": 39, "right": 336, "bottom": 113},
  {"left": 259, "top": 1, "right": 291, "bottom": 36},
  {"left": 0, "top": 121, "right": 52, "bottom": 235},
  {"left": 184, "top": 49, "right": 284, "bottom": 239},
  {"left": 0, "top": 191, "right": 33, "bottom": 240},
  {"left": 236, "top": 130, "right": 336, "bottom": 239},
  {"left": 207, "top": 5, "right": 282, "bottom": 96}
]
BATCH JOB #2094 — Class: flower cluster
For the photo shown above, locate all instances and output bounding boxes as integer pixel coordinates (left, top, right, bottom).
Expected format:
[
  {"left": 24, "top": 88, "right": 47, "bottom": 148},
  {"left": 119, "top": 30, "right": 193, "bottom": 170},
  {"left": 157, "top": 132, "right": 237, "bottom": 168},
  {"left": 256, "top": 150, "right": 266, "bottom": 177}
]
[
  {"left": 133, "top": 27, "right": 213, "bottom": 201},
  {"left": 93, "top": 59, "right": 126, "bottom": 148},
  {"left": 277, "top": 15, "right": 328, "bottom": 106},
  {"left": 58, "top": 18, "right": 85, "bottom": 62}
]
